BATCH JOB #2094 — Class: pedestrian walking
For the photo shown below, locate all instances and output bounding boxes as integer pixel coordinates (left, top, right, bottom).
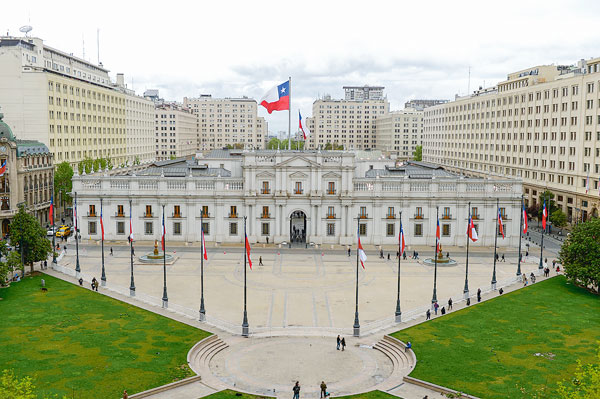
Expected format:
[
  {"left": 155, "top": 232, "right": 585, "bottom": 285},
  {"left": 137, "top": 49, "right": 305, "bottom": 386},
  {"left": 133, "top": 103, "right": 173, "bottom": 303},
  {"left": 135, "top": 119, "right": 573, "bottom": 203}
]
[
  {"left": 441, "top": 306, "right": 446, "bottom": 315},
  {"left": 433, "top": 302, "right": 439, "bottom": 315},
  {"left": 403, "top": 251, "right": 407, "bottom": 260},
  {"left": 448, "top": 298, "right": 453, "bottom": 310},
  {"left": 292, "top": 381, "right": 301, "bottom": 399},
  {"left": 466, "top": 297, "right": 471, "bottom": 306},
  {"left": 347, "top": 248, "right": 351, "bottom": 257},
  {"left": 380, "top": 249, "right": 384, "bottom": 259},
  {"left": 123, "top": 390, "right": 128, "bottom": 399},
  {"left": 44, "top": 260, "right": 47, "bottom": 269},
  {"left": 341, "top": 337, "right": 346, "bottom": 351},
  {"left": 477, "top": 288, "right": 481, "bottom": 303},
  {"left": 320, "top": 381, "right": 327, "bottom": 398},
  {"left": 495, "top": 253, "right": 499, "bottom": 261},
  {"left": 259, "top": 256, "right": 263, "bottom": 266},
  {"left": 396, "top": 251, "right": 399, "bottom": 259},
  {"left": 552, "top": 260, "right": 556, "bottom": 269},
  {"left": 78, "top": 277, "right": 83, "bottom": 286},
  {"left": 387, "top": 253, "right": 390, "bottom": 260},
  {"left": 499, "top": 288, "right": 504, "bottom": 295},
  {"left": 91, "top": 277, "right": 97, "bottom": 290},
  {"left": 501, "top": 254, "right": 505, "bottom": 262},
  {"left": 426, "top": 309, "right": 431, "bottom": 320},
  {"left": 336, "top": 335, "right": 340, "bottom": 350},
  {"left": 110, "top": 247, "right": 113, "bottom": 256},
  {"left": 64, "top": 244, "right": 67, "bottom": 254}
]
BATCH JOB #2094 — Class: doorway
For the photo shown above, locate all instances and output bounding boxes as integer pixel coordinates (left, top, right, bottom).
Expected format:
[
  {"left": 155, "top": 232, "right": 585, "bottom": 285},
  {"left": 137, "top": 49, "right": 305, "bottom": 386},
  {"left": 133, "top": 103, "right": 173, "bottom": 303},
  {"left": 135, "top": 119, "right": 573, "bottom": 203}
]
[{"left": 290, "top": 210, "right": 306, "bottom": 244}]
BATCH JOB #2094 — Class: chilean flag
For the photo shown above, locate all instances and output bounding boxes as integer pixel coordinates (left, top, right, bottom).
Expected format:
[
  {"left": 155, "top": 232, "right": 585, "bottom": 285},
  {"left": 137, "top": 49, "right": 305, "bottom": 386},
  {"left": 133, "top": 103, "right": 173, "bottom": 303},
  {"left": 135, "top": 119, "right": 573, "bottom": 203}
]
[
  {"left": 357, "top": 227, "right": 367, "bottom": 269},
  {"left": 542, "top": 200, "right": 547, "bottom": 230},
  {"left": 129, "top": 210, "right": 134, "bottom": 241},
  {"left": 50, "top": 193, "right": 54, "bottom": 225},
  {"left": 260, "top": 81, "right": 290, "bottom": 114},
  {"left": 498, "top": 209, "right": 505, "bottom": 239},
  {"left": 585, "top": 173, "right": 590, "bottom": 194},
  {"left": 100, "top": 204, "right": 104, "bottom": 241},
  {"left": 399, "top": 221, "right": 406, "bottom": 255},
  {"left": 245, "top": 233, "right": 252, "bottom": 270},
  {"left": 435, "top": 217, "right": 441, "bottom": 251},
  {"left": 467, "top": 214, "right": 478, "bottom": 242},
  {"left": 522, "top": 204, "right": 528, "bottom": 234},
  {"left": 201, "top": 225, "right": 208, "bottom": 261},
  {"left": 0, "top": 160, "right": 6, "bottom": 177},
  {"left": 161, "top": 208, "right": 165, "bottom": 251},
  {"left": 299, "top": 111, "right": 310, "bottom": 140}
]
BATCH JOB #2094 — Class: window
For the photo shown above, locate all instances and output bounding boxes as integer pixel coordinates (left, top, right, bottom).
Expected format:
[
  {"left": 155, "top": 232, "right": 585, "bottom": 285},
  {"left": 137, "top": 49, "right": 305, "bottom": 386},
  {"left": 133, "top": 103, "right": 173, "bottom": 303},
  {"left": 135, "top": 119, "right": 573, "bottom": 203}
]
[
  {"left": 262, "top": 222, "right": 269, "bottom": 235},
  {"left": 414, "top": 223, "right": 423, "bottom": 236},
  {"left": 327, "top": 223, "right": 335, "bottom": 236},
  {"left": 145, "top": 222, "right": 153, "bottom": 235},
  {"left": 89, "top": 205, "right": 96, "bottom": 217},
  {"left": 262, "top": 206, "right": 270, "bottom": 218},
  {"left": 116, "top": 221, "right": 125, "bottom": 235},
  {"left": 89, "top": 221, "right": 97, "bottom": 235},
  {"left": 359, "top": 206, "right": 367, "bottom": 218},
  {"left": 173, "top": 222, "right": 181, "bottom": 235},
  {"left": 415, "top": 207, "right": 423, "bottom": 218},
  {"left": 359, "top": 223, "right": 367, "bottom": 236},
  {"left": 442, "top": 207, "right": 451, "bottom": 219},
  {"left": 230, "top": 206, "right": 237, "bottom": 217},
  {"left": 201, "top": 206, "right": 209, "bottom": 218},
  {"left": 174, "top": 205, "right": 181, "bottom": 218},
  {"left": 229, "top": 222, "right": 238, "bottom": 235},
  {"left": 117, "top": 204, "right": 124, "bottom": 217},
  {"left": 294, "top": 182, "right": 303, "bottom": 194},
  {"left": 262, "top": 181, "right": 270, "bottom": 194},
  {"left": 386, "top": 223, "right": 395, "bottom": 236},
  {"left": 202, "top": 222, "right": 210, "bottom": 235},
  {"left": 327, "top": 182, "right": 336, "bottom": 194},
  {"left": 499, "top": 207, "right": 507, "bottom": 219},
  {"left": 442, "top": 224, "right": 451, "bottom": 237},
  {"left": 145, "top": 205, "right": 152, "bottom": 217},
  {"left": 471, "top": 207, "right": 479, "bottom": 219},
  {"left": 387, "top": 207, "right": 395, "bottom": 218},
  {"left": 327, "top": 206, "right": 335, "bottom": 218}
]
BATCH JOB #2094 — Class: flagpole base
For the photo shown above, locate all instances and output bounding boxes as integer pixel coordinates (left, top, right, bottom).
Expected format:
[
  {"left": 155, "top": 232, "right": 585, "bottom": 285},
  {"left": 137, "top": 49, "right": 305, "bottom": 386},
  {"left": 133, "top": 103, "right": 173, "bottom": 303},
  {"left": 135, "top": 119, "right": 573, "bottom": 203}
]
[
  {"left": 101, "top": 280, "right": 106, "bottom": 287},
  {"left": 162, "top": 299, "right": 168, "bottom": 309},
  {"left": 491, "top": 282, "right": 497, "bottom": 291},
  {"left": 395, "top": 313, "right": 402, "bottom": 323},
  {"left": 242, "top": 324, "right": 249, "bottom": 337},
  {"left": 353, "top": 325, "right": 360, "bottom": 337},
  {"left": 199, "top": 311, "right": 206, "bottom": 322},
  {"left": 463, "top": 290, "right": 470, "bottom": 300},
  {"left": 130, "top": 288, "right": 136, "bottom": 297}
]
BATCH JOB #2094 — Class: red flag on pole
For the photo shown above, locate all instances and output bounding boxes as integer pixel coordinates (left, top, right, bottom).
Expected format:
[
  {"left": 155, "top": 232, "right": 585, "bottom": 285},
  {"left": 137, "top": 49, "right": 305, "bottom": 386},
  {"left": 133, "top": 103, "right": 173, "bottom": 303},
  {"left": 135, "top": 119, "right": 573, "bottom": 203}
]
[
  {"left": 498, "top": 209, "right": 505, "bottom": 239},
  {"left": 245, "top": 233, "right": 252, "bottom": 270},
  {"left": 202, "top": 227, "right": 208, "bottom": 260}
]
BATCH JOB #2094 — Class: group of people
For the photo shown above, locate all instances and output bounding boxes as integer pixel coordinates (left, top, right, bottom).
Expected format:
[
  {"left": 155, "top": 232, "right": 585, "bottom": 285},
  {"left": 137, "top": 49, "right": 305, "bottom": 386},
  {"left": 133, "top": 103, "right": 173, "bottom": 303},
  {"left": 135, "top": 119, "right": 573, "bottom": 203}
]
[
  {"left": 336, "top": 335, "right": 346, "bottom": 351},
  {"left": 291, "top": 380, "right": 330, "bottom": 398},
  {"left": 79, "top": 277, "right": 99, "bottom": 291},
  {"left": 426, "top": 297, "right": 455, "bottom": 319}
]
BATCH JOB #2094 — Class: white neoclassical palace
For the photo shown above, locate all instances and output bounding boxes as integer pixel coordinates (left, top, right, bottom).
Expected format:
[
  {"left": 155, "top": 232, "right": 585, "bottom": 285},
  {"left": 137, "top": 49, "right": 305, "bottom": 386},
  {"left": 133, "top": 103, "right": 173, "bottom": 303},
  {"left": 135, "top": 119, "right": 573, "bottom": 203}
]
[{"left": 72, "top": 150, "right": 522, "bottom": 247}]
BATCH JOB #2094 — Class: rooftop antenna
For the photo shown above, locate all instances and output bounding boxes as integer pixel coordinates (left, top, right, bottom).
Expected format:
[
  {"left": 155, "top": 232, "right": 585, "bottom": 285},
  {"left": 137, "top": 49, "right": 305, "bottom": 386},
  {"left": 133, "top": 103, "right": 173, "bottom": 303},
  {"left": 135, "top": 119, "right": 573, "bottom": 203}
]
[
  {"left": 97, "top": 28, "right": 100, "bottom": 65},
  {"left": 19, "top": 25, "right": 32, "bottom": 37}
]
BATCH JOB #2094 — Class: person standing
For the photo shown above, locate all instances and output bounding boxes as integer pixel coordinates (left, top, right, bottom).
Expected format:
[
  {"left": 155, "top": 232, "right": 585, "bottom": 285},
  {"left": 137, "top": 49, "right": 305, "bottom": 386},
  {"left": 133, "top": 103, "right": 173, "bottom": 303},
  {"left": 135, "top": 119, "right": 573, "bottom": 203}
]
[
  {"left": 320, "top": 381, "right": 327, "bottom": 398},
  {"left": 477, "top": 288, "right": 482, "bottom": 303},
  {"left": 433, "top": 302, "right": 439, "bottom": 315},
  {"left": 110, "top": 247, "right": 113, "bottom": 256},
  {"left": 448, "top": 298, "right": 453, "bottom": 310},
  {"left": 259, "top": 256, "right": 263, "bottom": 266},
  {"left": 501, "top": 254, "right": 505, "bottom": 262},
  {"left": 123, "top": 390, "right": 128, "bottom": 399},
  {"left": 341, "top": 337, "right": 346, "bottom": 351},
  {"left": 347, "top": 247, "right": 351, "bottom": 257},
  {"left": 292, "top": 381, "right": 300, "bottom": 399},
  {"left": 44, "top": 260, "right": 47, "bottom": 269},
  {"left": 426, "top": 309, "right": 431, "bottom": 320},
  {"left": 336, "top": 335, "right": 341, "bottom": 350},
  {"left": 441, "top": 306, "right": 446, "bottom": 315},
  {"left": 91, "top": 277, "right": 97, "bottom": 290}
]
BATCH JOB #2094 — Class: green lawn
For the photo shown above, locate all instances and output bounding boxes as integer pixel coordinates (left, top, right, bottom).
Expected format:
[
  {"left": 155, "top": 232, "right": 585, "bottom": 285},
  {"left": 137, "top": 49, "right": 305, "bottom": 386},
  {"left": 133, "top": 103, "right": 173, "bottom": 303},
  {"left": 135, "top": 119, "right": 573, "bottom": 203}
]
[
  {"left": 203, "top": 389, "right": 399, "bottom": 399},
  {"left": 0, "top": 274, "right": 210, "bottom": 398},
  {"left": 391, "top": 276, "right": 600, "bottom": 398}
]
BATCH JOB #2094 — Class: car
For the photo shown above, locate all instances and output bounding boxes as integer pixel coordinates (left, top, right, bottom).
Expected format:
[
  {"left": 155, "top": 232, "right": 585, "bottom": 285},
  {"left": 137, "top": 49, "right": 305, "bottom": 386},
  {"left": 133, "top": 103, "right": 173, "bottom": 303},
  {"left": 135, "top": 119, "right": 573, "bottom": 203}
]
[
  {"left": 55, "top": 226, "right": 71, "bottom": 237},
  {"left": 47, "top": 228, "right": 54, "bottom": 237}
]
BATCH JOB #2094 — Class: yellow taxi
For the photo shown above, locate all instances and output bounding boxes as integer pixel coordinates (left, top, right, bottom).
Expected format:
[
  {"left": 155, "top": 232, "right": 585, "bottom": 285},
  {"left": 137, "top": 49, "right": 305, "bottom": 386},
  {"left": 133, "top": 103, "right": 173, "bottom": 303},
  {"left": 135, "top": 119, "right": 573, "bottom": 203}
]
[{"left": 55, "top": 225, "right": 71, "bottom": 237}]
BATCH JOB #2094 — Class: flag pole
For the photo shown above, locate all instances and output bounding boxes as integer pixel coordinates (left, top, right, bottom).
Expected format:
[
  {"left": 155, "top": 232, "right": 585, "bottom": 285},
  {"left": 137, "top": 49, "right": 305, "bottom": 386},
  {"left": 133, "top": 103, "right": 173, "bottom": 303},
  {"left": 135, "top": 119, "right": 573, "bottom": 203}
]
[
  {"left": 432, "top": 206, "right": 438, "bottom": 308},
  {"left": 395, "top": 211, "right": 402, "bottom": 323},
  {"left": 242, "top": 216, "right": 249, "bottom": 337},
  {"left": 52, "top": 194, "right": 57, "bottom": 266},
  {"left": 463, "top": 202, "right": 470, "bottom": 299},
  {"left": 492, "top": 198, "right": 499, "bottom": 290},
  {"left": 199, "top": 212, "right": 206, "bottom": 321},
  {"left": 539, "top": 202, "right": 545, "bottom": 270},
  {"left": 162, "top": 204, "right": 168, "bottom": 308},
  {"left": 353, "top": 215, "right": 360, "bottom": 337},
  {"left": 100, "top": 196, "right": 105, "bottom": 285},
  {"left": 129, "top": 199, "right": 135, "bottom": 296},
  {"left": 75, "top": 192, "right": 81, "bottom": 275},
  {"left": 288, "top": 76, "right": 291, "bottom": 151},
  {"left": 517, "top": 195, "right": 523, "bottom": 276}
]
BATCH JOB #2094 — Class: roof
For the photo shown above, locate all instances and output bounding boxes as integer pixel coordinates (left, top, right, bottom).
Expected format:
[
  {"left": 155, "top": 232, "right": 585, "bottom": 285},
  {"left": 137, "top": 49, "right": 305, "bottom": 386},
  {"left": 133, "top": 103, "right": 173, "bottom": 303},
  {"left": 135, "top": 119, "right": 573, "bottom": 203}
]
[
  {"left": 203, "top": 149, "right": 351, "bottom": 159},
  {"left": 0, "top": 112, "right": 16, "bottom": 141},
  {"left": 137, "top": 167, "right": 230, "bottom": 178},
  {"left": 365, "top": 161, "right": 460, "bottom": 179},
  {"left": 16, "top": 140, "right": 51, "bottom": 156}
]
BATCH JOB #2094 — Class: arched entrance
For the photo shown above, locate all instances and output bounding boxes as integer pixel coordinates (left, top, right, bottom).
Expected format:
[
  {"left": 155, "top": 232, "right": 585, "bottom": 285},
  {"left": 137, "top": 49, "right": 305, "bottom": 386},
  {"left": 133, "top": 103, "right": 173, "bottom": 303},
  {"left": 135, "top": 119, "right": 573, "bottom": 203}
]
[{"left": 290, "top": 210, "right": 306, "bottom": 244}]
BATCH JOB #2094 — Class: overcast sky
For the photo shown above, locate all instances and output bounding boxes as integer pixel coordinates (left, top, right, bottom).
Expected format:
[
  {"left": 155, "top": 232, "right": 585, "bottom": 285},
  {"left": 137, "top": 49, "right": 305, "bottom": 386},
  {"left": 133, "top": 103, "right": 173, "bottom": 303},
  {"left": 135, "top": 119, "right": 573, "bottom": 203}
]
[{"left": 3, "top": 0, "right": 600, "bottom": 134}]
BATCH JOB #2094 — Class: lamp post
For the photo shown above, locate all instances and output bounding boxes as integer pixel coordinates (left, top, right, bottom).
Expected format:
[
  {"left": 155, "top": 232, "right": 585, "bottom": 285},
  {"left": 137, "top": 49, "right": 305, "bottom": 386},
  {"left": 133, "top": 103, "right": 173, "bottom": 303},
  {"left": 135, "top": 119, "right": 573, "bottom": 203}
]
[
  {"left": 353, "top": 215, "right": 360, "bottom": 337},
  {"left": 162, "top": 204, "right": 168, "bottom": 308},
  {"left": 492, "top": 198, "right": 499, "bottom": 290},
  {"left": 395, "top": 211, "right": 403, "bottom": 323},
  {"left": 464, "top": 202, "right": 471, "bottom": 299},
  {"left": 432, "top": 206, "right": 439, "bottom": 308},
  {"left": 52, "top": 196, "right": 57, "bottom": 266},
  {"left": 100, "top": 197, "right": 106, "bottom": 285},
  {"left": 241, "top": 216, "right": 249, "bottom": 337},
  {"left": 75, "top": 192, "right": 81, "bottom": 274},
  {"left": 129, "top": 199, "right": 135, "bottom": 296},
  {"left": 199, "top": 212, "right": 206, "bottom": 321},
  {"left": 517, "top": 195, "right": 523, "bottom": 277}
]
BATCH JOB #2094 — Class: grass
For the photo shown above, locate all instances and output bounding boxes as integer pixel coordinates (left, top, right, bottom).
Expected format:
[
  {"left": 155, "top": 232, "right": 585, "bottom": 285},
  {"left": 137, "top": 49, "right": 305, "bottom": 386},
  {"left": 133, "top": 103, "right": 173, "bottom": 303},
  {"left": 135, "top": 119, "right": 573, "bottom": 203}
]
[
  {"left": 203, "top": 390, "right": 399, "bottom": 399},
  {"left": 391, "top": 276, "right": 600, "bottom": 398},
  {"left": 0, "top": 274, "right": 211, "bottom": 398}
]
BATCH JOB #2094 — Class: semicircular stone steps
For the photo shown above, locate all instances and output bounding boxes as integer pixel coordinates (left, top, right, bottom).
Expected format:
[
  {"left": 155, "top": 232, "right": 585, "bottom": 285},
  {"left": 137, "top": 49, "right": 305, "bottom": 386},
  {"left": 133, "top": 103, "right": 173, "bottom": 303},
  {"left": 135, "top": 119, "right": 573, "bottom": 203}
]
[
  {"left": 373, "top": 335, "right": 416, "bottom": 391},
  {"left": 187, "top": 335, "right": 230, "bottom": 390}
]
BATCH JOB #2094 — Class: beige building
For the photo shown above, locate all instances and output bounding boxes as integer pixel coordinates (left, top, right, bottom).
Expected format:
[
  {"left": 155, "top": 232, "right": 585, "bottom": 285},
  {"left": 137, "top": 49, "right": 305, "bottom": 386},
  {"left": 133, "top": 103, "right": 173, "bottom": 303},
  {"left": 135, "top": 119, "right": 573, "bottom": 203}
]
[
  {"left": 305, "top": 94, "right": 389, "bottom": 150},
  {"left": 376, "top": 109, "right": 423, "bottom": 159},
  {"left": 423, "top": 57, "right": 600, "bottom": 222},
  {"left": 155, "top": 103, "right": 198, "bottom": 161},
  {"left": 344, "top": 85, "right": 385, "bottom": 101},
  {"left": 119, "top": 75, "right": 155, "bottom": 165},
  {"left": 183, "top": 95, "right": 267, "bottom": 150},
  {"left": 0, "top": 111, "right": 54, "bottom": 234},
  {"left": 0, "top": 35, "right": 154, "bottom": 168}
]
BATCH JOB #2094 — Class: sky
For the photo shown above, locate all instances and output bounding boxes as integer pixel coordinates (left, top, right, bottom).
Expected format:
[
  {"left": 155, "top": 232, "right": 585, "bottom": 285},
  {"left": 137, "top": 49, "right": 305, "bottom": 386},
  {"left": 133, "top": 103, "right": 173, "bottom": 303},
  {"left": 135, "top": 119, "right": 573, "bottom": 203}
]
[{"left": 3, "top": 0, "right": 600, "bottom": 134}]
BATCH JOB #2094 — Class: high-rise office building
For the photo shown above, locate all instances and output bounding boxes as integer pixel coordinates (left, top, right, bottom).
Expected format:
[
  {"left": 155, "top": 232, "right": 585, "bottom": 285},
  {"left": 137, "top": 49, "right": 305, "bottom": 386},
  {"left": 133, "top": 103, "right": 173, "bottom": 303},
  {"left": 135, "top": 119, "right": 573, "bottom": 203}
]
[
  {"left": 344, "top": 85, "right": 385, "bottom": 101},
  {"left": 376, "top": 109, "right": 423, "bottom": 159},
  {"left": 155, "top": 102, "right": 198, "bottom": 161}
]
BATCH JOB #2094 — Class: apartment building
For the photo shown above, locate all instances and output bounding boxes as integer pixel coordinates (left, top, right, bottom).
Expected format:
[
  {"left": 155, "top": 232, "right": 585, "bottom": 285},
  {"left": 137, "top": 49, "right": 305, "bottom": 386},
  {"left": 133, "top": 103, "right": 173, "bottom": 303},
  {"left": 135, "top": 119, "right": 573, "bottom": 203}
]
[
  {"left": 404, "top": 99, "right": 448, "bottom": 111},
  {"left": 183, "top": 95, "right": 267, "bottom": 150},
  {"left": 423, "top": 57, "right": 600, "bottom": 222},
  {"left": 155, "top": 103, "right": 198, "bottom": 161},
  {"left": 119, "top": 75, "right": 155, "bottom": 165},
  {"left": 344, "top": 85, "right": 385, "bottom": 101},
  {"left": 376, "top": 109, "right": 423, "bottom": 159},
  {"left": 305, "top": 94, "right": 389, "bottom": 150},
  {"left": 0, "top": 35, "right": 154, "bottom": 168}
]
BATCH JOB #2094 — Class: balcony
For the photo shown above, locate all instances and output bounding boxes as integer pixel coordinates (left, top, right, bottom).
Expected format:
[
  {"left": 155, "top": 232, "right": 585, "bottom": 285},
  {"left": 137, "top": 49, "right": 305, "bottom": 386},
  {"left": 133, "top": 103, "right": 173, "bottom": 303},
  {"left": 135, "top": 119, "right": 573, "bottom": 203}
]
[
  {"left": 261, "top": 188, "right": 271, "bottom": 194},
  {"left": 500, "top": 213, "right": 509, "bottom": 220},
  {"left": 261, "top": 213, "right": 271, "bottom": 219},
  {"left": 144, "top": 212, "right": 154, "bottom": 218},
  {"left": 359, "top": 214, "right": 368, "bottom": 219},
  {"left": 386, "top": 214, "right": 396, "bottom": 219},
  {"left": 201, "top": 212, "right": 210, "bottom": 218},
  {"left": 326, "top": 214, "right": 336, "bottom": 219},
  {"left": 115, "top": 212, "right": 126, "bottom": 218},
  {"left": 414, "top": 214, "right": 424, "bottom": 219},
  {"left": 327, "top": 190, "right": 336, "bottom": 195},
  {"left": 228, "top": 213, "right": 238, "bottom": 218},
  {"left": 294, "top": 189, "right": 304, "bottom": 194},
  {"left": 172, "top": 213, "right": 182, "bottom": 218},
  {"left": 472, "top": 214, "right": 480, "bottom": 220},
  {"left": 87, "top": 212, "right": 97, "bottom": 217},
  {"left": 442, "top": 214, "right": 452, "bottom": 220}
]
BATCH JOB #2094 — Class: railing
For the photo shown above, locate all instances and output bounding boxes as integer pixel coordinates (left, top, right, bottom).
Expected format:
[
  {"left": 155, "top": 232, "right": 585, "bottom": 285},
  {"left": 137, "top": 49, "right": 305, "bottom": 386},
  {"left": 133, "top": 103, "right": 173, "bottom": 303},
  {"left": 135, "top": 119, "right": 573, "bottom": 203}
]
[
  {"left": 144, "top": 213, "right": 153, "bottom": 218},
  {"left": 442, "top": 214, "right": 452, "bottom": 219},
  {"left": 261, "top": 213, "right": 270, "bottom": 219},
  {"left": 294, "top": 189, "right": 303, "bottom": 194},
  {"left": 500, "top": 213, "right": 509, "bottom": 219},
  {"left": 172, "top": 213, "right": 182, "bottom": 218},
  {"left": 359, "top": 214, "right": 368, "bottom": 219},
  {"left": 87, "top": 212, "right": 96, "bottom": 217},
  {"left": 327, "top": 190, "right": 336, "bottom": 195},
  {"left": 414, "top": 214, "right": 424, "bottom": 219},
  {"left": 201, "top": 212, "right": 210, "bottom": 218},
  {"left": 228, "top": 213, "right": 238, "bottom": 218},
  {"left": 261, "top": 189, "right": 270, "bottom": 194},
  {"left": 472, "top": 214, "right": 480, "bottom": 220},
  {"left": 386, "top": 214, "right": 395, "bottom": 219},
  {"left": 115, "top": 212, "right": 125, "bottom": 218},
  {"left": 326, "top": 214, "right": 336, "bottom": 219}
]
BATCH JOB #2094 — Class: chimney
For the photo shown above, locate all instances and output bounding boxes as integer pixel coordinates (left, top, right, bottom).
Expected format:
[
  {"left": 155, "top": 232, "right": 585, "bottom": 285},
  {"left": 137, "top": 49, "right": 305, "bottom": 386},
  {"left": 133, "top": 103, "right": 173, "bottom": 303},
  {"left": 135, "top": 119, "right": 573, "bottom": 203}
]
[{"left": 116, "top": 73, "right": 125, "bottom": 87}]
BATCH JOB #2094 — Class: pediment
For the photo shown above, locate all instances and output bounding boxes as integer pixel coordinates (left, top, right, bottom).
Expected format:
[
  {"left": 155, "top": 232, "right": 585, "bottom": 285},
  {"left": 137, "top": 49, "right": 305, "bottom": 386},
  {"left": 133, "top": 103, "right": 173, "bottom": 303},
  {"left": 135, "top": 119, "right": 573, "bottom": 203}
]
[
  {"left": 276, "top": 155, "right": 320, "bottom": 168},
  {"left": 256, "top": 171, "right": 275, "bottom": 178},
  {"left": 322, "top": 172, "right": 341, "bottom": 179},
  {"left": 289, "top": 171, "right": 308, "bottom": 179}
]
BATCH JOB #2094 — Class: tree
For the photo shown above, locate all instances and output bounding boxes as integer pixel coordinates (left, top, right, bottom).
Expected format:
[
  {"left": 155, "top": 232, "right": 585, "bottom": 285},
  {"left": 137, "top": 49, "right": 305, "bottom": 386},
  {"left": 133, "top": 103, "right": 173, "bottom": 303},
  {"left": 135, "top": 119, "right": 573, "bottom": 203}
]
[
  {"left": 323, "top": 142, "right": 343, "bottom": 150},
  {"left": 9, "top": 206, "right": 52, "bottom": 274},
  {"left": 267, "top": 138, "right": 281, "bottom": 150},
  {"left": 538, "top": 190, "right": 557, "bottom": 220},
  {"left": 53, "top": 162, "right": 73, "bottom": 204},
  {"left": 413, "top": 145, "right": 423, "bottom": 161},
  {"left": 551, "top": 209, "right": 568, "bottom": 228},
  {"left": 556, "top": 346, "right": 600, "bottom": 398},
  {"left": 559, "top": 218, "right": 600, "bottom": 293}
]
